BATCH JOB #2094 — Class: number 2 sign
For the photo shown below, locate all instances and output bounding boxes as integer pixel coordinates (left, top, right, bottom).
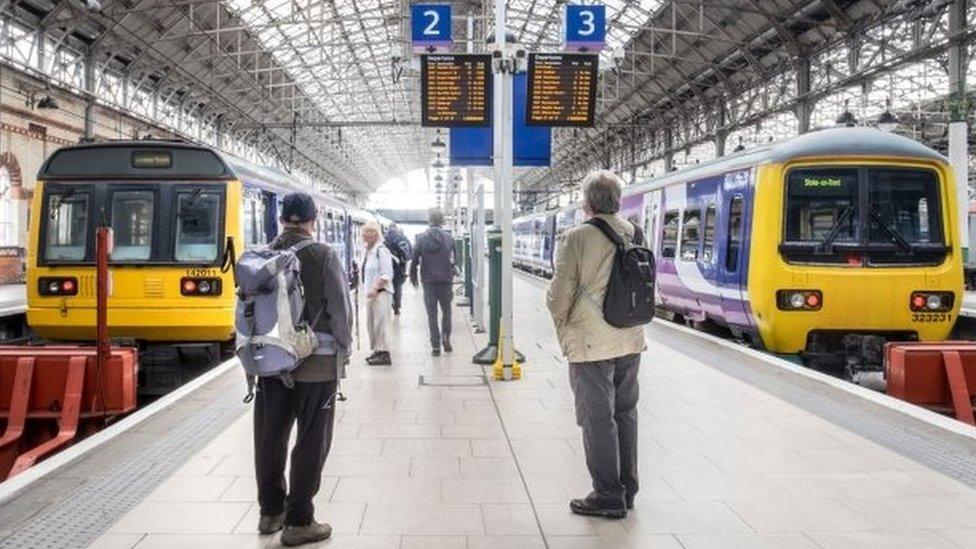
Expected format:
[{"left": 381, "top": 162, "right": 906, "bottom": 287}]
[
  {"left": 564, "top": 5, "right": 606, "bottom": 51},
  {"left": 411, "top": 4, "right": 452, "bottom": 52}
]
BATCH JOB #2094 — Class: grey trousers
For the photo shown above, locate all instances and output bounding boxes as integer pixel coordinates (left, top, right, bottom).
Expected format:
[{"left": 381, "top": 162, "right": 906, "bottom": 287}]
[
  {"left": 568, "top": 354, "right": 640, "bottom": 504},
  {"left": 422, "top": 282, "right": 453, "bottom": 348}
]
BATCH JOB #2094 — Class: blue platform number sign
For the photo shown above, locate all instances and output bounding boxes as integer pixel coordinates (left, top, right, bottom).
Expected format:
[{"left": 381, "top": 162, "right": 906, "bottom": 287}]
[
  {"left": 411, "top": 4, "right": 452, "bottom": 52},
  {"left": 564, "top": 5, "right": 606, "bottom": 52}
]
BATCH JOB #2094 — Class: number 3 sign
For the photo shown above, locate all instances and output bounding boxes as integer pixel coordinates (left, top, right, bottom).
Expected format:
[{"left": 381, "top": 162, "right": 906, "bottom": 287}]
[
  {"left": 411, "top": 4, "right": 453, "bottom": 52},
  {"left": 564, "top": 5, "right": 606, "bottom": 51}
]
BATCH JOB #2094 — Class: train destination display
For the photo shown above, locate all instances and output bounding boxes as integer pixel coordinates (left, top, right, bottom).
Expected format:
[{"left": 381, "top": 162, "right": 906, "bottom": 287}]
[
  {"left": 526, "top": 53, "right": 599, "bottom": 127},
  {"left": 421, "top": 54, "right": 492, "bottom": 127}
]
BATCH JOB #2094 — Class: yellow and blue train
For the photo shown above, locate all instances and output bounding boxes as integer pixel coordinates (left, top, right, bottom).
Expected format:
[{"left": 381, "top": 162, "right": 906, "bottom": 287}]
[
  {"left": 515, "top": 127, "right": 963, "bottom": 377},
  {"left": 26, "top": 140, "right": 383, "bottom": 390}
]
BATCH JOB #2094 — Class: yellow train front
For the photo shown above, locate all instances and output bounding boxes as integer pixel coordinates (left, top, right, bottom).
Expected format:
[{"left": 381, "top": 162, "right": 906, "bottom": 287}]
[
  {"left": 26, "top": 141, "right": 365, "bottom": 392},
  {"left": 745, "top": 128, "right": 964, "bottom": 377}
]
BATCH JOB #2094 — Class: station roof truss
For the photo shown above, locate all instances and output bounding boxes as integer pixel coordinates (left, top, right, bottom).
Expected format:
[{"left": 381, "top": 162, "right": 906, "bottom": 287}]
[
  {"left": 1, "top": 0, "right": 974, "bottom": 202},
  {"left": 517, "top": 0, "right": 976, "bottom": 210}
]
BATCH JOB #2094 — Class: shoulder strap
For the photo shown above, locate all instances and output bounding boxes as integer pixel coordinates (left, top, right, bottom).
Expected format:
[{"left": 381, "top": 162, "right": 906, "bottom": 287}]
[
  {"left": 288, "top": 239, "right": 316, "bottom": 255},
  {"left": 585, "top": 217, "right": 625, "bottom": 251}
]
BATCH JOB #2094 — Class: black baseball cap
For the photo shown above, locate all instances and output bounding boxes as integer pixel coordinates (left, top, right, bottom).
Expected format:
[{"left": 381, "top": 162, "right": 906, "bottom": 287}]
[{"left": 280, "top": 192, "right": 317, "bottom": 223}]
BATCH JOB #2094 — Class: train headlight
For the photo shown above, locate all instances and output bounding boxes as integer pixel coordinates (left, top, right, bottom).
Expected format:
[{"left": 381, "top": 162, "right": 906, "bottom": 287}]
[
  {"left": 776, "top": 289, "right": 822, "bottom": 311},
  {"left": 910, "top": 291, "right": 953, "bottom": 312},
  {"left": 39, "top": 277, "right": 79, "bottom": 296},
  {"left": 181, "top": 277, "right": 222, "bottom": 296}
]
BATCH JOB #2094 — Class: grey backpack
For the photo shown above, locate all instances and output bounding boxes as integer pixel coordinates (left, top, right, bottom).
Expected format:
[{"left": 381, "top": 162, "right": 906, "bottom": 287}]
[{"left": 235, "top": 240, "right": 318, "bottom": 400}]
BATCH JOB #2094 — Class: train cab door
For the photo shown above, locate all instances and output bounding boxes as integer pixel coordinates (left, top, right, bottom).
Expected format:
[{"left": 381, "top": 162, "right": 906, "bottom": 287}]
[{"left": 717, "top": 169, "right": 755, "bottom": 335}]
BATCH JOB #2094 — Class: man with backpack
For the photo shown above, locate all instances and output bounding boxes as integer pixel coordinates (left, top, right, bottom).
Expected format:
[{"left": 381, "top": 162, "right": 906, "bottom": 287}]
[
  {"left": 383, "top": 223, "right": 412, "bottom": 316},
  {"left": 240, "top": 193, "right": 352, "bottom": 546},
  {"left": 546, "top": 171, "right": 652, "bottom": 520},
  {"left": 410, "top": 209, "right": 456, "bottom": 356}
]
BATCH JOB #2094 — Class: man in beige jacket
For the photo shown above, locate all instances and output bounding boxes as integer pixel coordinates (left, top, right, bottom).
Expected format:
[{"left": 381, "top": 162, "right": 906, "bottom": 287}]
[{"left": 546, "top": 171, "right": 646, "bottom": 519}]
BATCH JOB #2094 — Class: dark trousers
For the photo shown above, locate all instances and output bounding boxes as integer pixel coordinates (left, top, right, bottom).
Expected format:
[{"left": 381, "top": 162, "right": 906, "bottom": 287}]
[
  {"left": 422, "top": 282, "right": 453, "bottom": 348},
  {"left": 392, "top": 280, "right": 404, "bottom": 313},
  {"left": 254, "top": 378, "right": 337, "bottom": 526},
  {"left": 568, "top": 354, "right": 640, "bottom": 504}
]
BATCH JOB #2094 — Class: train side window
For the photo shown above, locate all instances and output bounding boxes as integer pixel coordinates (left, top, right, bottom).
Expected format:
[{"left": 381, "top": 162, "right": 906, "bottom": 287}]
[
  {"left": 702, "top": 204, "right": 716, "bottom": 262},
  {"left": 726, "top": 196, "right": 744, "bottom": 272},
  {"left": 254, "top": 195, "right": 267, "bottom": 244},
  {"left": 680, "top": 209, "right": 701, "bottom": 261},
  {"left": 44, "top": 191, "right": 90, "bottom": 262},
  {"left": 243, "top": 196, "right": 255, "bottom": 246},
  {"left": 110, "top": 191, "right": 154, "bottom": 261},
  {"left": 661, "top": 210, "right": 679, "bottom": 258}
]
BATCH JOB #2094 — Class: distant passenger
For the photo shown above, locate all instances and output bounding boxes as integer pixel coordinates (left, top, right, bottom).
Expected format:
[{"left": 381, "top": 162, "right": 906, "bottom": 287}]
[
  {"left": 361, "top": 221, "right": 394, "bottom": 365},
  {"left": 410, "top": 209, "right": 455, "bottom": 355},
  {"left": 384, "top": 223, "right": 412, "bottom": 316},
  {"left": 546, "top": 171, "right": 646, "bottom": 519},
  {"left": 254, "top": 193, "right": 351, "bottom": 545}
]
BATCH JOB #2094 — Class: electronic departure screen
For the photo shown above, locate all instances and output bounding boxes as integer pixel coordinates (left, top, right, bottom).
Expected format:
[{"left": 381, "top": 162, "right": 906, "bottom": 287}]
[
  {"left": 526, "top": 53, "right": 599, "bottom": 127},
  {"left": 421, "top": 54, "right": 492, "bottom": 127}
]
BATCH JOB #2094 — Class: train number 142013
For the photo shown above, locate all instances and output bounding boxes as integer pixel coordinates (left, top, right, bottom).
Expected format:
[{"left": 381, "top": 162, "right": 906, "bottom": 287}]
[{"left": 911, "top": 312, "right": 952, "bottom": 323}]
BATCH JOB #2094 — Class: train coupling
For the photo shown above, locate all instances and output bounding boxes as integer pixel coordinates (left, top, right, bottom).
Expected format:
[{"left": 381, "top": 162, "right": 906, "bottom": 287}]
[{"left": 843, "top": 334, "right": 886, "bottom": 379}]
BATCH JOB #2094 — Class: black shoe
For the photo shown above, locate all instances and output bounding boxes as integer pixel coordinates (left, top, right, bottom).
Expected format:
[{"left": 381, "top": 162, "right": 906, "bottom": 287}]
[
  {"left": 569, "top": 494, "right": 627, "bottom": 519},
  {"left": 443, "top": 340, "right": 453, "bottom": 353},
  {"left": 393, "top": 309, "right": 400, "bottom": 316},
  {"left": 626, "top": 498, "right": 635, "bottom": 510},
  {"left": 431, "top": 348, "right": 441, "bottom": 357},
  {"left": 367, "top": 351, "right": 392, "bottom": 366}
]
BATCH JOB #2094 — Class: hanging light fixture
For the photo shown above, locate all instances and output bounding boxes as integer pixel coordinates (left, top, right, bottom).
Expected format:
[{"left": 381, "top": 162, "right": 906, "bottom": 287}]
[
  {"left": 37, "top": 94, "right": 59, "bottom": 109},
  {"left": 431, "top": 135, "right": 447, "bottom": 151},
  {"left": 876, "top": 98, "right": 899, "bottom": 132},
  {"left": 732, "top": 136, "right": 745, "bottom": 152},
  {"left": 835, "top": 99, "right": 857, "bottom": 127}
]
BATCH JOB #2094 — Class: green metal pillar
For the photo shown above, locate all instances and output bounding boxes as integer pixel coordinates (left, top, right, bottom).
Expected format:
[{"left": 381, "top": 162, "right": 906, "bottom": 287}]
[{"left": 473, "top": 228, "right": 523, "bottom": 364}]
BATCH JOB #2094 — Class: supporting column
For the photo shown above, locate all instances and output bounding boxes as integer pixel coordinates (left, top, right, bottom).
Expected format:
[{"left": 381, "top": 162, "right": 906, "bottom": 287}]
[
  {"left": 663, "top": 128, "right": 674, "bottom": 171},
  {"left": 715, "top": 100, "right": 728, "bottom": 157},
  {"left": 795, "top": 57, "right": 812, "bottom": 134},
  {"left": 472, "top": 184, "right": 486, "bottom": 333},
  {"left": 83, "top": 50, "right": 96, "bottom": 140},
  {"left": 949, "top": 0, "right": 970, "bottom": 265}
]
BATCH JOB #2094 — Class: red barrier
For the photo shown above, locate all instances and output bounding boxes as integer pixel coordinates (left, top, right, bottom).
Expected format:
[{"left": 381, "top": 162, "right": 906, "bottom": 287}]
[{"left": 885, "top": 342, "right": 976, "bottom": 425}]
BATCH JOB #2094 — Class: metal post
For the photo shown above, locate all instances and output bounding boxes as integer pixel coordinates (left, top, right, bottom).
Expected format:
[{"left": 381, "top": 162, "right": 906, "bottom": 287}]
[
  {"left": 495, "top": 0, "right": 518, "bottom": 380},
  {"left": 95, "top": 227, "right": 112, "bottom": 411},
  {"left": 472, "top": 184, "right": 486, "bottom": 333},
  {"left": 949, "top": 0, "right": 969, "bottom": 264}
]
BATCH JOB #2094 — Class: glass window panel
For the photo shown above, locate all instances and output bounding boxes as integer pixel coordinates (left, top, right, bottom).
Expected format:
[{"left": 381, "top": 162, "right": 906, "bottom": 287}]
[
  {"left": 45, "top": 192, "right": 89, "bottom": 262},
  {"left": 175, "top": 191, "right": 221, "bottom": 262},
  {"left": 111, "top": 191, "right": 154, "bottom": 261}
]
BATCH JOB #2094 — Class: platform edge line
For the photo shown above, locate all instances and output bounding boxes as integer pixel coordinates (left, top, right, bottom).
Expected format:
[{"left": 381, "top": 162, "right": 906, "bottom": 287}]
[
  {"left": 0, "top": 357, "right": 241, "bottom": 505},
  {"left": 653, "top": 319, "right": 976, "bottom": 441}
]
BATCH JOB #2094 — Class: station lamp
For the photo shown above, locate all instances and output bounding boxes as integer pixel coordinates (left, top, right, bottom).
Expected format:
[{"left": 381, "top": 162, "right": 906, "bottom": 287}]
[
  {"left": 876, "top": 98, "right": 899, "bottom": 132},
  {"left": 732, "top": 136, "right": 746, "bottom": 152},
  {"left": 835, "top": 99, "right": 858, "bottom": 127},
  {"left": 431, "top": 135, "right": 447, "bottom": 152}
]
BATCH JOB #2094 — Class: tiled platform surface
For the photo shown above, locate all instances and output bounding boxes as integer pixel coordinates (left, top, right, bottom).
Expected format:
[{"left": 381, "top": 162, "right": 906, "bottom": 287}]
[{"left": 14, "top": 276, "right": 976, "bottom": 548}]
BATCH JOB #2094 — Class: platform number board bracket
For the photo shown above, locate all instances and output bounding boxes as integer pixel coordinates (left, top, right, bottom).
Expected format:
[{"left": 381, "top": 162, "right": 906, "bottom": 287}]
[
  {"left": 564, "top": 4, "right": 606, "bottom": 51},
  {"left": 411, "top": 4, "right": 453, "bottom": 52}
]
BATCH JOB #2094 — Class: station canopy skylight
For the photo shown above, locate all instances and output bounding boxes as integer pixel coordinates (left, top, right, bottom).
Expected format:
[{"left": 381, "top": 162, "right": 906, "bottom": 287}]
[{"left": 223, "top": 0, "right": 662, "bottom": 190}]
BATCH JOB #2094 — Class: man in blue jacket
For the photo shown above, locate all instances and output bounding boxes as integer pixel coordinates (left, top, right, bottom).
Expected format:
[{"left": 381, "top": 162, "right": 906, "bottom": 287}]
[
  {"left": 410, "top": 209, "right": 455, "bottom": 355},
  {"left": 383, "top": 223, "right": 412, "bottom": 316}
]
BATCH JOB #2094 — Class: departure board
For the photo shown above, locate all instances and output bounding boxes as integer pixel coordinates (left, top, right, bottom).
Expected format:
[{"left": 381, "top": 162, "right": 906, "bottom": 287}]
[
  {"left": 526, "top": 53, "right": 599, "bottom": 127},
  {"left": 421, "top": 54, "right": 492, "bottom": 127}
]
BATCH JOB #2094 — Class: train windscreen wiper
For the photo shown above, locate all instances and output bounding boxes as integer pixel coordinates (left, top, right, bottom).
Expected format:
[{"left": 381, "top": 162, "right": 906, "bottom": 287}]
[
  {"left": 869, "top": 208, "right": 912, "bottom": 253},
  {"left": 49, "top": 188, "right": 76, "bottom": 219},
  {"left": 817, "top": 205, "right": 855, "bottom": 251}
]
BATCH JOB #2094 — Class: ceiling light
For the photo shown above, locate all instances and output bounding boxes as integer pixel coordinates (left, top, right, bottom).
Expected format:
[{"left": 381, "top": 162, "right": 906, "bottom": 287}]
[
  {"left": 877, "top": 99, "right": 899, "bottom": 132},
  {"left": 835, "top": 99, "right": 857, "bottom": 127},
  {"left": 37, "top": 94, "right": 59, "bottom": 109},
  {"left": 431, "top": 136, "right": 447, "bottom": 151}
]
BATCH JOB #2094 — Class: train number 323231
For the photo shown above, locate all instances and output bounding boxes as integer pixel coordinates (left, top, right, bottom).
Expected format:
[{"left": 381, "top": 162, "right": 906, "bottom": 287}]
[{"left": 911, "top": 313, "right": 952, "bottom": 323}]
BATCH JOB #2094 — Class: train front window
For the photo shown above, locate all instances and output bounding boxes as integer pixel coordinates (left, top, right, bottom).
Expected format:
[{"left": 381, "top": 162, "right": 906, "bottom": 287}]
[
  {"left": 44, "top": 191, "right": 89, "bottom": 262},
  {"left": 782, "top": 166, "right": 946, "bottom": 266},
  {"left": 110, "top": 191, "right": 154, "bottom": 261},
  {"left": 175, "top": 190, "right": 221, "bottom": 263}
]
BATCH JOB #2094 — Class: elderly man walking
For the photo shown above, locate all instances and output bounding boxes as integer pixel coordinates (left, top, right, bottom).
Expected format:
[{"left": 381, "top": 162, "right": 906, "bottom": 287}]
[{"left": 546, "top": 171, "right": 647, "bottom": 519}]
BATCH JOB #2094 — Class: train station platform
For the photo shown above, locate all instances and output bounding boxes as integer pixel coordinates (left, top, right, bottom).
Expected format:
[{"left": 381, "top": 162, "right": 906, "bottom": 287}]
[{"left": 2, "top": 277, "right": 976, "bottom": 549}]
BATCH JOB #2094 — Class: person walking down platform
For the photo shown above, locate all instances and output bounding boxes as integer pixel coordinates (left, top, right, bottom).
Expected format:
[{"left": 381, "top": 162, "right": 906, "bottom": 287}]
[
  {"left": 546, "top": 171, "right": 647, "bottom": 520},
  {"left": 410, "top": 209, "right": 455, "bottom": 356},
  {"left": 362, "top": 221, "right": 394, "bottom": 366},
  {"left": 253, "top": 193, "right": 352, "bottom": 546},
  {"left": 384, "top": 223, "right": 412, "bottom": 316}
]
